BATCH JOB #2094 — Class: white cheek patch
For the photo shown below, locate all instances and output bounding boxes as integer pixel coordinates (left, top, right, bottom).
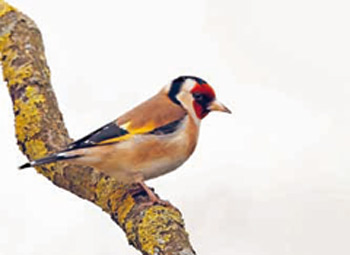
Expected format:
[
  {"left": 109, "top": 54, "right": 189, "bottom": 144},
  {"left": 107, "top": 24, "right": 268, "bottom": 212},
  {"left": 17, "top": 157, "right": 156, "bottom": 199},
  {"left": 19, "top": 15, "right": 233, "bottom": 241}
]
[
  {"left": 182, "top": 79, "right": 196, "bottom": 91},
  {"left": 175, "top": 78, "right": 197, "bottom": 107},
  {"left": 176, "top": 91, "right": 192, "bottom": 109},
  {"left": 176, "top": 91, "right": 201, "bottom": 126}
]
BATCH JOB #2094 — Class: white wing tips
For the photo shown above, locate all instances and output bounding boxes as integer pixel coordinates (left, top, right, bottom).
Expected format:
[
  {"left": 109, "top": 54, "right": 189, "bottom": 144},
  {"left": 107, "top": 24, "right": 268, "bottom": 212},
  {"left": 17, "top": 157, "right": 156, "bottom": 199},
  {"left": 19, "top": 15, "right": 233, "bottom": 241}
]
[{"left": 18, "top": 152, "right": 82, "bottom": 170}]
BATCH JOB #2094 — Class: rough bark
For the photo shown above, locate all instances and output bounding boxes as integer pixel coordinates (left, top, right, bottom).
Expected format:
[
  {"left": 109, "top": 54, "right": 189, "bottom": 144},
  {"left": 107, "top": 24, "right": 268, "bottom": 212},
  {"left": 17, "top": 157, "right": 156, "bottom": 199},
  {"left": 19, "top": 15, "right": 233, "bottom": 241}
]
[{"left": 0, "top": 1, "right": 195, "bottom": 255}]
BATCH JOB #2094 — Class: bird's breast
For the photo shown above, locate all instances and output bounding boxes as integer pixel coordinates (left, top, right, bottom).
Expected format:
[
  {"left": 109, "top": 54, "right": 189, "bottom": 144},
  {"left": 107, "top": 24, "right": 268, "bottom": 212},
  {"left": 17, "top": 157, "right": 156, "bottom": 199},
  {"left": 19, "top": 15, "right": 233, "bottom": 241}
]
[{"left": 127, "top": 116, "right": 199, "bottom": 180}]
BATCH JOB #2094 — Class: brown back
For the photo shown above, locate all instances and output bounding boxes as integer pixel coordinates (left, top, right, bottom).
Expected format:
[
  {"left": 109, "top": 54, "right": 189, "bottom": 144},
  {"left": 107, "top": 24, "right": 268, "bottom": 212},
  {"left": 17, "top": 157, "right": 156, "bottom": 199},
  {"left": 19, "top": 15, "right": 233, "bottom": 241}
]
[{"left": 116, "top": 91, "right": 187, "bottom": 131}]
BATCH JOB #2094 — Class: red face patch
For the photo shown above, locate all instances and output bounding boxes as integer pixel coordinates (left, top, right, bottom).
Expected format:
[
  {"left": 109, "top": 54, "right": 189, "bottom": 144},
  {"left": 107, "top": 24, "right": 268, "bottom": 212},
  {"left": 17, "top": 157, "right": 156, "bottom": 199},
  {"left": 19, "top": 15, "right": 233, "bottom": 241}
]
[
  {"left": 191, "top": 83, "right": 216, "bottom": 99},
  {"left": 191, "top": 83, "right": 216, "bottom": 119}
]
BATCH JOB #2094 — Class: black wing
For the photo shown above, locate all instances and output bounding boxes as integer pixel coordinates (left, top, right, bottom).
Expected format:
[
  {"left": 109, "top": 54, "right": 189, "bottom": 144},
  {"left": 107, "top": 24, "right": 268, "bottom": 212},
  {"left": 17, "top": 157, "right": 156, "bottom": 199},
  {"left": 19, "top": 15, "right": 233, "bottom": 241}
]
[
  {"left": 148, "top": 117, "right": 185, "bottom": 135},
  {"left": 65, "top": 122, "right": 129, "bottom": 151},
  {"left": 64, "top": 116, "right": 185, "bottom": 151}
]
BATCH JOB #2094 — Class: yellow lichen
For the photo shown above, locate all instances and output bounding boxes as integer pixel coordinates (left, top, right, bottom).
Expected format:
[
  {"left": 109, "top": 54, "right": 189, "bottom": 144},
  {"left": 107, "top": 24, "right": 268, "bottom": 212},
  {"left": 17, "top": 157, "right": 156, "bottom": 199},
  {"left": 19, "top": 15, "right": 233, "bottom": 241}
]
[
  {"left": 14, "top": 86, "right": 45, "bottom": 142},
  {"left": 1, "top": 45, "right": 34, "bottom": 87},
  {"left": 94, "top": 177, "right": 117, "bottom": 209},
  {"left": 116, "top": 195, "right": 134, "bottom": 224},
  {"left": 0, "top": 34, "right": 15, "bottom": 80},
  {"left": 8, "top": 63, "right": 34, "bottom": 87},
  {"left": 0, "top": 1, "right": 16, "bottom": 18},
  {"left": 25, "top": 139, "right": 52, "bottom": 178},
  {"left": 0, "top": 32, "right": 10, "bottom": 53},
  {"left": 125, "top": 218, "right": 136, "bottom": 241},
  {"left": 25, "top": 139, "right": 47, "bottom": 159},
  {"left": 0, "top": 33, "right": 34, "bottom": 87},
  {"left": 25, "top": 85, "right": 43, "bottom": 100},
  {"left": 138, "top": 206, "right": 182, "bottom": 254}
]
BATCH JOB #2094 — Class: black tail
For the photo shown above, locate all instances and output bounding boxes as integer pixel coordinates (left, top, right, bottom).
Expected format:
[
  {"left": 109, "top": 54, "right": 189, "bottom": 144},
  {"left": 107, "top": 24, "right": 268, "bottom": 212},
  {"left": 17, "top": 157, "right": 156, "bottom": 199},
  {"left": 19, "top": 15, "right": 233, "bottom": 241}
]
[{"left": 19, "top": 153, "right": 81, "bottom": 170}]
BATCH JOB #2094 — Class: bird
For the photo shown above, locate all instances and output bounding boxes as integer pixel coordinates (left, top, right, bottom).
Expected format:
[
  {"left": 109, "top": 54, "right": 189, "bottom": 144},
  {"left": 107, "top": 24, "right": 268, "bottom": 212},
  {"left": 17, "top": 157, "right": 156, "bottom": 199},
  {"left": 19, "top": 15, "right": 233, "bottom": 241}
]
[{"left": 19, "top": 76, "right": 231, "bottom": 204}]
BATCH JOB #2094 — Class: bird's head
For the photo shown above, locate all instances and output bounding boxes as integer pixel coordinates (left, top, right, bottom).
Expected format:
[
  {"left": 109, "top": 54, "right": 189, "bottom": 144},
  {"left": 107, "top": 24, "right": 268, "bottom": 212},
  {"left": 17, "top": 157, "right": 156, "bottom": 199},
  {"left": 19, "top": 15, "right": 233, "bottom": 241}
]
[{"left": 166, "top": 76, "right": 231, "bottom": 120}]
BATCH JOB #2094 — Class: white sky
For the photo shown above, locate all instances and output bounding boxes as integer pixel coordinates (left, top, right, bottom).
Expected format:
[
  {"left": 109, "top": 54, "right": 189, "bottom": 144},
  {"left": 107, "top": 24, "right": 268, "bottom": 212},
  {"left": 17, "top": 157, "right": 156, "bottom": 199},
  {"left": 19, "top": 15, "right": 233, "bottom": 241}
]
[{"left": 1, "top": 0, "right": 350, "bottom": 254}]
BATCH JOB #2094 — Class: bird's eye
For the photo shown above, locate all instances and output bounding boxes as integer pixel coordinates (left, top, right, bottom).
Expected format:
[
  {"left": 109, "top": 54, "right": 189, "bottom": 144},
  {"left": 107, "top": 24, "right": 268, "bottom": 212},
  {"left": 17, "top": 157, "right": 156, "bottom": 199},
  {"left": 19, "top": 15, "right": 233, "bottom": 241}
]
[{"left": 193, "top": 93, "right": 204, "bottom": 101}]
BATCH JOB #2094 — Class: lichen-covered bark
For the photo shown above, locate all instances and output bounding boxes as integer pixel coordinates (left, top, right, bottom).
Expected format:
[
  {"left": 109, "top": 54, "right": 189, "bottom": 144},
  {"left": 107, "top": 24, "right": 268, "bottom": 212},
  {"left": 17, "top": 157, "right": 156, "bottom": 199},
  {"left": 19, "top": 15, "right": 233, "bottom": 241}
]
[{"left": 0, "top": 1, "right": 195, "bottom": 255}]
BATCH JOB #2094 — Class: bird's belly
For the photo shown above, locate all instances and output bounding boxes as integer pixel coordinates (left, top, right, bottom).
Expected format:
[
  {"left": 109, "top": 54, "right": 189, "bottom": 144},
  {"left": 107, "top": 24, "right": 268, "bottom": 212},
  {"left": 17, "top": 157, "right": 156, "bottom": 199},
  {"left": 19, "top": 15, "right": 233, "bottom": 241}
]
[
  {"left": 139, "top": 153, "right": 187, "bottom": 181},
  {"left": 121, "top": 133, "right": 193, "bottom": 181},
  {"left": 85, "top": 132, "right": 193, "bottom": 182}
]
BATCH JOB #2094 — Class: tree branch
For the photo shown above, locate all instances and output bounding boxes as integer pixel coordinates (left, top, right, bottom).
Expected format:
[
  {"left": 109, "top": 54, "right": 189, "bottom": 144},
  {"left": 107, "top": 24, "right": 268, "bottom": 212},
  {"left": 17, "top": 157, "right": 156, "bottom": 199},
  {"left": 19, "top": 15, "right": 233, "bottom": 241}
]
[{"left": 0, "top": 1, "right": 195, "bottom": 255}]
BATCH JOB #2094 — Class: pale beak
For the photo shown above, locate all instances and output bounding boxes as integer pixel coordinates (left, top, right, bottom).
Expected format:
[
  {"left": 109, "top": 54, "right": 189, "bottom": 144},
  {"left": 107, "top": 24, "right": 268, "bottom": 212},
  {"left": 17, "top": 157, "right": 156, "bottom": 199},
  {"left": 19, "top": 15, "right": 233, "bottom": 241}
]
[{"left": 208, "top": 100, "right": 232, "bottom": 114}]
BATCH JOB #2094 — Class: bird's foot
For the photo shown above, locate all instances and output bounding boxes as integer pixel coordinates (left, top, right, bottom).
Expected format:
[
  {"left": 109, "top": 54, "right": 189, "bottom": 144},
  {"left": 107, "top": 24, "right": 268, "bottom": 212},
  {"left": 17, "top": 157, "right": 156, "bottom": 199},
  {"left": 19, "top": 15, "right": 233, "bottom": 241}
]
[
  {"left": 132, "top": 181, "right": 172, "bottom": 207},
  {"left": 146, "top": 193, "right": 172, "bottom": 207},
  {"left": 138, "top": 197, "right": 172, "bottom": 207}
]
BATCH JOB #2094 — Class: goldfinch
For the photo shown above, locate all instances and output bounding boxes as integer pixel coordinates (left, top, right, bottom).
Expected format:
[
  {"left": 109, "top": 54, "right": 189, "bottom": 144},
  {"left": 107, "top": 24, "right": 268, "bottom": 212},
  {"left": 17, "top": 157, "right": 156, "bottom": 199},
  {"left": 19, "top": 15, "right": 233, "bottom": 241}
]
[{"left": 20, "top": 76, "right": 231, "bottom": 204}]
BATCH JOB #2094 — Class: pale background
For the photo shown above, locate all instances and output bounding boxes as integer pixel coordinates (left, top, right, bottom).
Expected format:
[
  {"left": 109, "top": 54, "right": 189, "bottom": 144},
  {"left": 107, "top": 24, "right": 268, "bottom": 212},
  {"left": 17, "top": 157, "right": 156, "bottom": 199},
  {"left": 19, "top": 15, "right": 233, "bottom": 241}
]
[{"left": 1, "top": 0, "right": 349, "bottom": 254}]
